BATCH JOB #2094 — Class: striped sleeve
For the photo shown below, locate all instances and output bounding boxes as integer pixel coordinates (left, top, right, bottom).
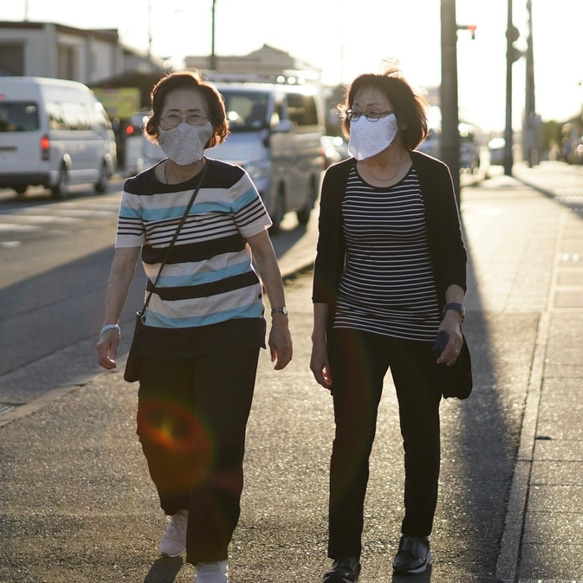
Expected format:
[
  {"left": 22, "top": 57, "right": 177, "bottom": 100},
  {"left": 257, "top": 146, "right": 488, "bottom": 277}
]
[
  {"left": 230, "top": 172, "right": 272, "bottom": 238},
  {"left": 115, "top": 190, "right": 145, "bottom": 248}
]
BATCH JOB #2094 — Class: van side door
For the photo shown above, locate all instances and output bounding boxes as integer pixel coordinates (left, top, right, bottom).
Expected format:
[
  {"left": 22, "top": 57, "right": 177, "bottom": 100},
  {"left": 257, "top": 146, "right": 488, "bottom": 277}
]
[{"left": 285, "top": 92, "right": 323, "bottom": 209}]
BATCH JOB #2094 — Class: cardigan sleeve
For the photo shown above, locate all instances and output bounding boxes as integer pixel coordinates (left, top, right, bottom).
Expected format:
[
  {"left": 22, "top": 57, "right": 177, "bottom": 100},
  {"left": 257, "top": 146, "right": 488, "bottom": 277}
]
[
  {"left": 413, "top": 152, "right": 468, "bottom": 300},
  {"left": 312, "top": 160, "right": 351, "bottom": 308}
]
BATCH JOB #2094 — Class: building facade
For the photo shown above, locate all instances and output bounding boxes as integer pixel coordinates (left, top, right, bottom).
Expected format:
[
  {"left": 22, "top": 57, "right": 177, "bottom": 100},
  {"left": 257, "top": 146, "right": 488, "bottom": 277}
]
[
  {"left": 0, "top": 21, "right": 163, "bottom": 84},
  {"left": 185, "top": 44, "right": 321, "bottom": 85}
]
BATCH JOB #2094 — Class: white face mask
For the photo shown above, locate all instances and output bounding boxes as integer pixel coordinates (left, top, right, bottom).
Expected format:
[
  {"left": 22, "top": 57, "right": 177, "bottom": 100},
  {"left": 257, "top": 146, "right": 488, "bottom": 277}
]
[
  {"left": 158, "top": 122, "right": 213, "bottom": 166},
  {"left": 348, "top": 113, "right": 399, "bottom": 160}
]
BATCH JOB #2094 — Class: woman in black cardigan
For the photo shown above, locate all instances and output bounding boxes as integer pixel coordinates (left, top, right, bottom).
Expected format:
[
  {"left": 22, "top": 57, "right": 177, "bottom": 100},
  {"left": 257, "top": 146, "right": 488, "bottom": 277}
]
[{"left": 310, "top": 70, "right": 469, "bottom": 581}]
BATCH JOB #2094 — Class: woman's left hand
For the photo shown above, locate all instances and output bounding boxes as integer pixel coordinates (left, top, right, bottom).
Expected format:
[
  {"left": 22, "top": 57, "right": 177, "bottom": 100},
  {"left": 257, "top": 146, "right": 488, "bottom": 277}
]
[
  {"left": 436, "top": 311, "right": 464, "bottom": 366},
  {"left": 268, "top": 316, "right": 293, "bottom": 370}
]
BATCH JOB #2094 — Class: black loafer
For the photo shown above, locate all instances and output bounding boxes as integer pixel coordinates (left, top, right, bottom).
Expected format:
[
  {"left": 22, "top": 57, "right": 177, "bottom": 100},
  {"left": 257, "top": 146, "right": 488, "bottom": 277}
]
[
  {"left": 392, "top": 535, "right": 432, "bottom": 575},
  {"left": 322, "top": 555, "right": 361, "bottom": 582}
]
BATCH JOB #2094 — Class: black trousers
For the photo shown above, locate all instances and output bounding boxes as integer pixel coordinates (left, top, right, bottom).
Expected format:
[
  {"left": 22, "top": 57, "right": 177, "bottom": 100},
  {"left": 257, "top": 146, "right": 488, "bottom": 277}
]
[
  {"left": 327, "top": 327, "right": 442, "bottom": 559},
  {"left": 137, "top": 347, "right": 259, "bottom": 564}
]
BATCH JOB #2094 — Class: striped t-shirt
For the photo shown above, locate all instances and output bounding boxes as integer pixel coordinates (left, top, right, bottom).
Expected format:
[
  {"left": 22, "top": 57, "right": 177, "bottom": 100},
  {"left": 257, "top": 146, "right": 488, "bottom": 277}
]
[
  {"left": 116, "top": 158, "right": 271, "bottom": 356},
  {"left": 334, "top": 165, "right": 441, "bottom": 342}
]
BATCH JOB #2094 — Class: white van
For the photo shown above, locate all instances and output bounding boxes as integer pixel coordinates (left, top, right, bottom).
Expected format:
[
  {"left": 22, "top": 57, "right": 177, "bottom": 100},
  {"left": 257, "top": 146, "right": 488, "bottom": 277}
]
[
  {"left": 211, "top": 82, "right": 324, "bottom": 232},
  {"left": 0, "top": 76, "right": 117, "bottom": 198}
]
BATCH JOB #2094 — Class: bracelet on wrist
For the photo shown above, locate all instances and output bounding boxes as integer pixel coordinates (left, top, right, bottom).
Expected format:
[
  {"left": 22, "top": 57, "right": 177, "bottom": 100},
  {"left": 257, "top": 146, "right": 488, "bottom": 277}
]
[
  {"left": 100, "top": 324, "right": 120, "bottom": 336},
  {"left": 443, "top": 302, "right": 465, "bottom": 323},
  {"left": 271, "top": 306, "right": 288, "bottom": 317}
]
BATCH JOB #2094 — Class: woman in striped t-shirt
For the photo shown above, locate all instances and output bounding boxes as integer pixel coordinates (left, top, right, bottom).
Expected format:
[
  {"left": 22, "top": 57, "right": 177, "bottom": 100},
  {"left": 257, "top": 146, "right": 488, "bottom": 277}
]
[
  {"left": 97, "top": 71, "right": 292, "bottom": 583},
  {"left": 311, "top": 70, "right": 469, "bottom": 580}
]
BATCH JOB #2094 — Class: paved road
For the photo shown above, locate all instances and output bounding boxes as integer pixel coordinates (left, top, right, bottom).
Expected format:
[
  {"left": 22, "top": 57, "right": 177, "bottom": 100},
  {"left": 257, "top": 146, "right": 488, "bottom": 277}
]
[
  {"left": 0, "top": 179, "right": 147, "bottom": 409},
  {"left": 0, "top": 162, "right": 581, "bottom": 582}
]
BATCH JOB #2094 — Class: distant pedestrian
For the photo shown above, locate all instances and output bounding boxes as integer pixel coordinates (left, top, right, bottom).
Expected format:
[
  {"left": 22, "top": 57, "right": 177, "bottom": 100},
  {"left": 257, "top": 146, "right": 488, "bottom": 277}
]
[
  {"left": 97, "top": 70, "right": 292, "bottom": 583},
  {"left": 310, "top": 69, "right": 469, "bottom": 580}
]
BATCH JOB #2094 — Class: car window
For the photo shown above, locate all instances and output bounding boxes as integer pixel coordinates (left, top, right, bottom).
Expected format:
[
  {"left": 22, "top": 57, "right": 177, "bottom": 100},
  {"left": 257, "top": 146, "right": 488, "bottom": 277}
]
[
  {"left": 0, "top": 102, "right": 40, "bottom": 132},
  {"left": 45, "top": 100, "right": 93, "bottom": 130},
  {"left": 94, "top": 103, "right": 112, "bottom": 130},
  {"left": 287, "top": 93, "right": 318, "bottom": 127},
  {"left": 221, "top": 90, "right": 270, "bottom": 131}
]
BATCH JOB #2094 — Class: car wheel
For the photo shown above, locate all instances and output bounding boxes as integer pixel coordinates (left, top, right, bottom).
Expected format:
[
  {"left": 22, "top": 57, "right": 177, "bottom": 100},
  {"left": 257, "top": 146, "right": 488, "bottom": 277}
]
[
  {"left": 269, "top": 190, "right": 285, "bottom": 234},
  {"left": 14, "top": 185, "right": 27, "bottom": 198},
  {"left": 50, "top": 166, "right": 68, "bottom": 199},
  {"left": 94, "top": 163, "right": 109, "bottom": 193},
  {"left": 296, "top": 179, "right": 317, "bottom": 226}
]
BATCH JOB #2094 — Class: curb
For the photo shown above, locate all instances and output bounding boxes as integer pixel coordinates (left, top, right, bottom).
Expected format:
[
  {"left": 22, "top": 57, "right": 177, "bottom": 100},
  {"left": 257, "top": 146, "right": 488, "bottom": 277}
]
[{"left": 495, "top": 310, "right": 550, "bottom": 581}]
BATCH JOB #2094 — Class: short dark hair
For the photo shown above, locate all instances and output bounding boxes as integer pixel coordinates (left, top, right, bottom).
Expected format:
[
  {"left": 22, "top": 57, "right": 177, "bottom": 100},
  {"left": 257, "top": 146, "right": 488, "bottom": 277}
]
[
  {"left": 341, "top": 69, "right": 428, "bottom": 151},
  {"left": 145, "top": 70, "right": 228, "bottom": 148}
]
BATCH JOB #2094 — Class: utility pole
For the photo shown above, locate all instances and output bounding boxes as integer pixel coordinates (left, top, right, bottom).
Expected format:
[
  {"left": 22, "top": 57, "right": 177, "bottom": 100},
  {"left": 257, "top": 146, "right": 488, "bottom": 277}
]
[
  {"left": 210, "top": 0, "right": 217, "bottom": 71},
  {"left": 524, "top": 0, "right": 536, "bottom": 167},
  {"left": 440, "top": 0, "right": 460, "bottom": 203},
  {"left": 504, "top": 0, "right": 517, "bottom": 176},
  {"left": 147, "top": 0, "right": 153, "bottom": 72}
]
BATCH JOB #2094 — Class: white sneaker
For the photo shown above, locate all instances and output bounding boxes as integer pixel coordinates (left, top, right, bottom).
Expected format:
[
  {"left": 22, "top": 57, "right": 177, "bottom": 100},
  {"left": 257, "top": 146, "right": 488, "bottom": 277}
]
[
  {"left": 158, "top": 509, "right": 188, "bottom": 557},
  {"left": 195, "top": 560, "right": 228, "bottom": 583}
]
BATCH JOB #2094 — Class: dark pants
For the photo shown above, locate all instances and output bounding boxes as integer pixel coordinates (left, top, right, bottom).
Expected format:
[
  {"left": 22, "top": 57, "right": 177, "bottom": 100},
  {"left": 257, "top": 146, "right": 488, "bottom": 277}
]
[
  {"left": 137, "top": 348, "right": 259, "bottom": 564},
  {"left": 327, "top": 328, "right": 442, "bottom": 559}
]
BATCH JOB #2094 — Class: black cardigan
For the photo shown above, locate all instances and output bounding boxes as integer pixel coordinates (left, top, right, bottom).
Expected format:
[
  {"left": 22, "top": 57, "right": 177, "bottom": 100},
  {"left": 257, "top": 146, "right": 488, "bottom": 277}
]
[{"left": 312, "top": 150, "right": 468, "bottom": 316}]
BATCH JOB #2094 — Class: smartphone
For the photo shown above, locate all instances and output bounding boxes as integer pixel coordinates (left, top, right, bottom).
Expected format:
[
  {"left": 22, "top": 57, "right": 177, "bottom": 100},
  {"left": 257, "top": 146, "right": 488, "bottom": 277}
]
[{"left": 432, "top": 330, "right": 449, "bottom": 357}]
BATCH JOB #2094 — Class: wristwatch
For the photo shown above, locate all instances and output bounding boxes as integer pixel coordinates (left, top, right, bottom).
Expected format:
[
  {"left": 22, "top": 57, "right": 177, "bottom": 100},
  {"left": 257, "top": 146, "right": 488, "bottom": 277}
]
[
  {"left": 443, "top": 302, "right": 465, "bottom": 323},
  {"left": 271, "top": 306, "right": 288, "bottom": 316}
]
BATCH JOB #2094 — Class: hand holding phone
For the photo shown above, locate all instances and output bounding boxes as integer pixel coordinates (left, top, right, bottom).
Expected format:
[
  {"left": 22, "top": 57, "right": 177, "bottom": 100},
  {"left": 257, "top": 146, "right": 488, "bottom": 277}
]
[{"left": 432, "top": 330, "right": 449, "bottom": 358}]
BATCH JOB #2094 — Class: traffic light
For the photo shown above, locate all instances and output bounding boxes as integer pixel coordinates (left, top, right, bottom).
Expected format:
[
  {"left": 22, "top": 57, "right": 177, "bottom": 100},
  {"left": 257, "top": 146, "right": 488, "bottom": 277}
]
[
  {"left": 457, "top": 24, "right": 477, "bottom": 39},
  {"left": 507, "top": 25, "right": 522, "bottom": 63}
]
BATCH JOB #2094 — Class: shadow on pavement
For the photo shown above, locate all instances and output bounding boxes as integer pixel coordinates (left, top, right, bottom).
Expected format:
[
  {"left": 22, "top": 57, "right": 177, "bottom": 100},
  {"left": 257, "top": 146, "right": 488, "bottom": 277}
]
[
  {"left": 515, "top": 173, "right": 583, "bottom": 214},
  {"left": 433, "top": 204, "right": 535, "bottom": 576},
  {"left": 392, "top": 564, "right": 433, "bottom": 582},
  {"left": 143, "top": 556, "right": 184, "bottom": 582},
  {"left": 270, "top": 223, "right": 308, "bottom": 258},
  {"left": 0, "top": 245, "right": 145, "bottom": 376}
]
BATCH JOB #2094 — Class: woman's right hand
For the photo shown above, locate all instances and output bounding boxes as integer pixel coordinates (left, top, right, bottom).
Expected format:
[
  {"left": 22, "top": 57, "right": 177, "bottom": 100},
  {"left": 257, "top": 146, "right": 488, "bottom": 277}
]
[
  {"left": 96, "top": 328, "right": 120, "bottom": 370},
  {"left": 310, "top": 339, "right": 332, "bottom": 390},
  {"left": 97, "top": 247, "right": 140, "bottom": 370}
]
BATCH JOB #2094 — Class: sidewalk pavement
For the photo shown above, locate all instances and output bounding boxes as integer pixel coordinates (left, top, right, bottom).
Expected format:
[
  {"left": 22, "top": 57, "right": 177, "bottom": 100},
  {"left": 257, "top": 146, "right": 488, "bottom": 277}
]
[
  {"left": 276, "top": 161, "right": 583, "bottom": 581},
  {"left": 0, "top": 161, "right": 582, "bottom": 582},
  {"left": 464, "top": 163, "right": 583, "bottom": 582}
]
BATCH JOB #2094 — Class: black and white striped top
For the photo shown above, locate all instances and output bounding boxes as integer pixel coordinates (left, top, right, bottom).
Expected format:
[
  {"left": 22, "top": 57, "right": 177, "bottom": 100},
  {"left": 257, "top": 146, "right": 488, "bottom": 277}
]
[
  {"left": 116, "top": 159, "right": 271, "bottom": 330},
  {"left": 334, "top": 165, "right": 442, "bottom": 342}
]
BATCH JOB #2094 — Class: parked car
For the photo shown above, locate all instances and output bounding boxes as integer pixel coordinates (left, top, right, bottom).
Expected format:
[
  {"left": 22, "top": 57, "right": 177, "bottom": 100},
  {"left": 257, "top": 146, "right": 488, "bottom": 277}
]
[
  {"left": 0, "top": 76, "right": 116, "bottom": 198},
  {"left": 123, "top": 111, "right": 149, "bottom": 176},
  {"left": 417, "top": 122, "right": 480, "bottom": 173},
  {"left": 321, "top": 135, "right": 349, "bottom": 168},
  {"left": 130, "top": 82, "right": 325, "bottom": 232},
  {"left": 459, "top": 122, "right": 480, "bottom": 172},
  {"left": 140, "top": 135, "right": 164, "bottom": 171},
  {"left": 417, "top": 127, "right": 440, "bottom": 159},
  {"left": 209, "top": 82, "right": 325, "bottom": 232},
  {"left": 488, "top": 137, "right": 506, "bottom": 166}
]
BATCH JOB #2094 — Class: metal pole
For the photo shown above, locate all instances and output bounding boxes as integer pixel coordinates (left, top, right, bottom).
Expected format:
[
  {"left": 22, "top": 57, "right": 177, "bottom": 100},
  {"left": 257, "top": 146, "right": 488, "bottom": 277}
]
[
  {"left": 524, "top": 0, "right": 536, "bottom": 166},
  {"left": 504, "top": 0, "right": 514, "bottom": 176},
  {"left": 440, "top": 0, "right": 461, "bottom": 203},
  {"left": 147, "top": 0, "right": 153, "bottom": 72},
  {"left": 210, "top": 0, "right": 217, "bottom": 71}
]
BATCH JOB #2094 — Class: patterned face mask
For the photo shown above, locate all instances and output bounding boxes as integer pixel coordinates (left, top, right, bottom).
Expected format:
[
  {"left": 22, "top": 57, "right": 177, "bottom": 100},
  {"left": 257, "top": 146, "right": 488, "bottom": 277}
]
[{"left": 158, "top": 122, "right": 213, "bottom": 166}]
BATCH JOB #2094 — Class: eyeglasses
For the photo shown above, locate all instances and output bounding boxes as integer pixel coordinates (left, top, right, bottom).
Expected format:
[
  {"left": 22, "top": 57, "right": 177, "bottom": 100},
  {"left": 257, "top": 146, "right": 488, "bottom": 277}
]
[
  {"left": 159, "top": 113, "right": 209, "bottom": 130},
  {"left": 345, "top": 109, "right": 394, "bottom": 122}
]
